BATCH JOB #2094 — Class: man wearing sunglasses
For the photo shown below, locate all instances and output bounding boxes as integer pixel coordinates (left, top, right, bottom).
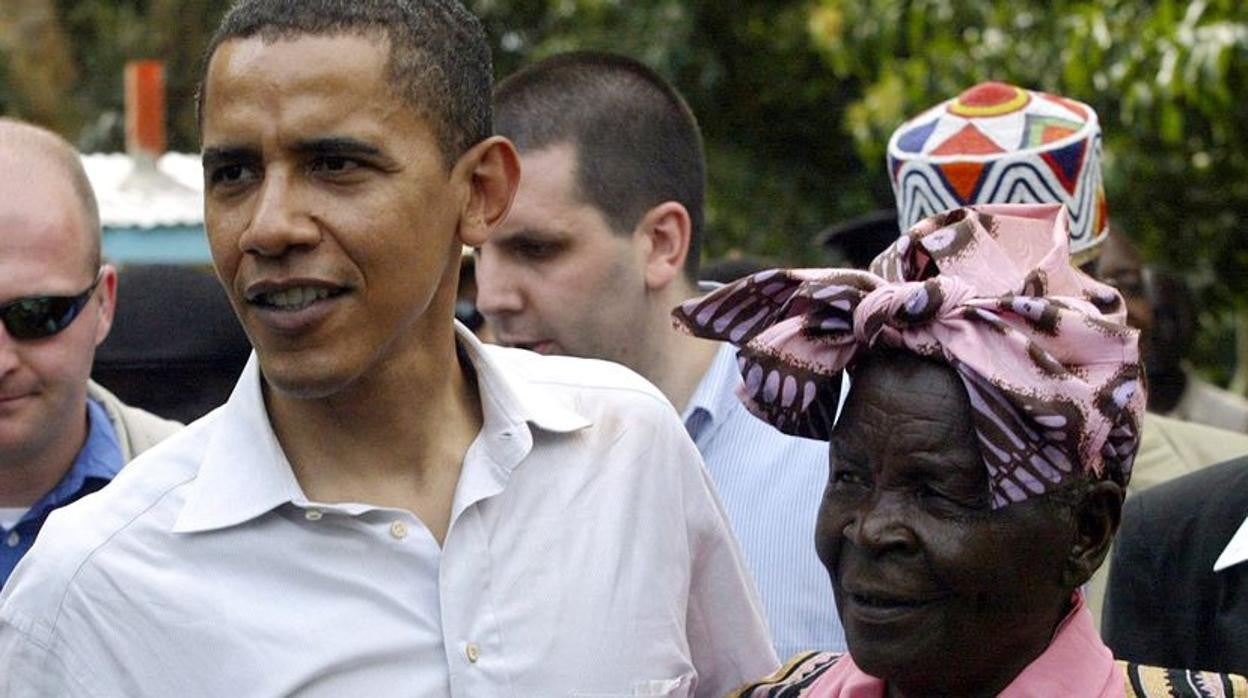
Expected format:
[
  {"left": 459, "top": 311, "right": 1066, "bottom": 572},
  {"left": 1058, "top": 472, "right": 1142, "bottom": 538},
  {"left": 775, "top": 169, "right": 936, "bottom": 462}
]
[{"left": 0, "top": 118, "right": 180, "bottom": 587}]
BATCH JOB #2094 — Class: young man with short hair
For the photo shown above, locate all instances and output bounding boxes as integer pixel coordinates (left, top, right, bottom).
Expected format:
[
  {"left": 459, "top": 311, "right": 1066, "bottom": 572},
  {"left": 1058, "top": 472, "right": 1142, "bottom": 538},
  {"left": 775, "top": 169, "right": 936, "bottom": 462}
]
[{"left": 476, "top": 52, "right": 844, "bottom": 659}]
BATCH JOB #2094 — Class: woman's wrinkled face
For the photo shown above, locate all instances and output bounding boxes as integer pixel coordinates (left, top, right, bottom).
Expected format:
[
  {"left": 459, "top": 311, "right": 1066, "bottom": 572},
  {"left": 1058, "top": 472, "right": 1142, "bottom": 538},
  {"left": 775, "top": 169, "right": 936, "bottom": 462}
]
[{"left": 816, "top": 353, "right": 1074, "bottom": 696}]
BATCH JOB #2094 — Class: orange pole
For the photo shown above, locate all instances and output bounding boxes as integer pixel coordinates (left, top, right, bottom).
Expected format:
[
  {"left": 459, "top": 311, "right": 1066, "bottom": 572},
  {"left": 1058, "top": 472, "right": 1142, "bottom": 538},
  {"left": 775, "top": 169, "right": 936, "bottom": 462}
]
[{"left": 125, "top": 60, "right": 166, "bottom": 157}]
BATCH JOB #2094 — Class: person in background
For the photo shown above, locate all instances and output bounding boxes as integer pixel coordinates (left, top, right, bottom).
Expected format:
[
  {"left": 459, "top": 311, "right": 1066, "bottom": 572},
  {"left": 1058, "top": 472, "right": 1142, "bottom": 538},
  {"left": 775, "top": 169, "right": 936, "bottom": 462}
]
[
  {"left": 882, "top": 81, "right": 1248, "bottom": 623},
  {"left": 0, "top": 2, "right": 776, "bottom": 695},
  {"left": 453, "top": 246, "right": 494, "bottom": 342},
  {"left": 1105, "top": 455, "right": 1248, "bottom": 675},
  {"left": 476, "top": 50, "right": 844, "bottom": 658},
  {"left": 678, "top": 204, "right": 1247, "bottom": 697},
  {"left": 0, "top": 118, "right": 180, "bottom": 588},
  {"left": 1094, "top": 229, "right": 1248, "bottom": 433}
]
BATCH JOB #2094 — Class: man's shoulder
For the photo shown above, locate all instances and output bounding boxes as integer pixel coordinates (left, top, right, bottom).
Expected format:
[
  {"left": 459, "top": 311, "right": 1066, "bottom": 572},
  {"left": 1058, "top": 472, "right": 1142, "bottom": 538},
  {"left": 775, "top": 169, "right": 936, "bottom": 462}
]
[
  {"left": 87, "top": 380, "right": 184, "bottom": 458},
  {"left": 1129, "top": 455, "right": 1248, "bottom": 525},
  {"left": 1117, "top": 458, "right": 1248, "bottom": 581},
  {"left": 0, "top": 416, "right": 212, "bottom": 632},
  {"left": 482, "top": 344, "right": 674, "bottom": 410}
]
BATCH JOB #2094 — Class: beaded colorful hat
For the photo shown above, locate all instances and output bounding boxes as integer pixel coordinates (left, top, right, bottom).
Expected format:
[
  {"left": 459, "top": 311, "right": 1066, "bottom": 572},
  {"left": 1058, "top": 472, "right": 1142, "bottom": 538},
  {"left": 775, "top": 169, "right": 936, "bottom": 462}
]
[{"left": 887, "top": 82, "right": 1108, "bottom": 262}]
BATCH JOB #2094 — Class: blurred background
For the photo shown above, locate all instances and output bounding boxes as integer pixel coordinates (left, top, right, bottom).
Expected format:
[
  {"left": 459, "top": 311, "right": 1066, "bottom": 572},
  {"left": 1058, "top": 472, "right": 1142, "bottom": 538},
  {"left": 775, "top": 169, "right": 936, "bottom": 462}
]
[{"left": 2, "top": 0, "right": 1246, "bottom": 393}]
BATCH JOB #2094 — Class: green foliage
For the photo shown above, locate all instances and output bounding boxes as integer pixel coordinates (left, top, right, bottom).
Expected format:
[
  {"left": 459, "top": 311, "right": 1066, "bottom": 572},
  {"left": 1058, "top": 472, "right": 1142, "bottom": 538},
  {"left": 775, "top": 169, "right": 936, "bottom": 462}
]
[
  {"left": 806, "top": 0, "right": 1248, "bottom": 382},
  {"left": 39, "top": 0, "right": 229, "bottom": 151},
  {"left": 0, "top": 0, "right": 81, "bottom": 134}
]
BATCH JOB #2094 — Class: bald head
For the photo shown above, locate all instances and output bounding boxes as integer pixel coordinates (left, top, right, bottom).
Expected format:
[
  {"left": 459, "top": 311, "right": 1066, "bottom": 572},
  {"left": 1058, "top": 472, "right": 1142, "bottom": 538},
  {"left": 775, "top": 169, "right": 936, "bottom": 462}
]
[{"left": 0, "top": 118, "right": 101, "bottom": 271}]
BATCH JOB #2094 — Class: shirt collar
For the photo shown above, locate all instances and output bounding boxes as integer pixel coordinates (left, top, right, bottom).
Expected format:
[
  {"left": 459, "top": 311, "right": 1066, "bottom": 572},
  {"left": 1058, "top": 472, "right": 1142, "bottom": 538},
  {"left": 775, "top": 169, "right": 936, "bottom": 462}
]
[
  {"left": 174, "top": 323, "right": 591, "bottom": 534},
  {"left": 24, "top": 398, "right": 124, "bottom": 524},
  {"left": 455, "top": 323, "right": 592, "bottom": 436},
  {"left": 171, "top": 351, "right": 303, "bottom": 533},
  {"left": 682, "top": 341, "right": 742, "bottom": 430},
  {"left": 996, "top": 592, "right": 1121, "bottom": 697},
  {"left": 683, "top": 281, "right": 738, "bottom": 428},
  {"left": 78, "top": 398, "right": 126, "bottom": 481},
  {"left": 1214, "top": 515, "right": 1248, "bottom": 572}
]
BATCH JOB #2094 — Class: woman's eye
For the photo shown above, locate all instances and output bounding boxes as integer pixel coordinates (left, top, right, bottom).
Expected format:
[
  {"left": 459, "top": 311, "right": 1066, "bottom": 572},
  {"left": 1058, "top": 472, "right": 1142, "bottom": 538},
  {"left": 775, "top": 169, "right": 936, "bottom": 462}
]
[{"left": 831, "top": 469, "right": 867, "bottom": 487}]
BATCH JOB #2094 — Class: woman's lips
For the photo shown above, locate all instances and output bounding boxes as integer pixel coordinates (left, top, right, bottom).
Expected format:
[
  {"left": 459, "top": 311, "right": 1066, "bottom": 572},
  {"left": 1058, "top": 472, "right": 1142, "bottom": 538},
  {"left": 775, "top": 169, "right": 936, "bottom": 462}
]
[{"left": 843, "top": 589, "right": 949, "bottom": 623}]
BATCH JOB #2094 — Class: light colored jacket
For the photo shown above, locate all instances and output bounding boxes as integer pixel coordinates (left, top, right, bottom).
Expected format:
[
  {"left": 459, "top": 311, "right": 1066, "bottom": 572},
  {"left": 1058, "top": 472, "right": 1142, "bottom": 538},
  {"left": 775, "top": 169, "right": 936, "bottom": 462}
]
[
  {"left": 1133, "top": 412, "right": 1248, "bottom": 492},
  {"left": 1168, "top": 373, "right": 1248, "bottom": 434},
  {"left": 86, "top": 380, "right": 182, "bottom": 460}
]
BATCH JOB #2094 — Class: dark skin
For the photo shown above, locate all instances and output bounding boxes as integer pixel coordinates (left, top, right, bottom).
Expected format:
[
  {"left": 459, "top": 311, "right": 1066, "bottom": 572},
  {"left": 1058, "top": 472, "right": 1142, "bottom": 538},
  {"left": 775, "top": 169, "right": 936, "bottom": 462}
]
[
  {"left": 815, "top": 352, "right": 1122, "bottom": 698},
  {"left": 1093, "top": 230, "right": 1185, "bottom": 412}
]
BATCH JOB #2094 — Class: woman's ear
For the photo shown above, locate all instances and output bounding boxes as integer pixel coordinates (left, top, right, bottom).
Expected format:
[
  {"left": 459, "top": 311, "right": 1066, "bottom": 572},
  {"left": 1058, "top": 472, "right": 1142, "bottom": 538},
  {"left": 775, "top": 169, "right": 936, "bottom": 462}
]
[
  {"left": 1063, "top": 480, "right": 1124, "bottom": 588},
  {"left": 453, "top": 135, "right": 521, "bottom": 248}
]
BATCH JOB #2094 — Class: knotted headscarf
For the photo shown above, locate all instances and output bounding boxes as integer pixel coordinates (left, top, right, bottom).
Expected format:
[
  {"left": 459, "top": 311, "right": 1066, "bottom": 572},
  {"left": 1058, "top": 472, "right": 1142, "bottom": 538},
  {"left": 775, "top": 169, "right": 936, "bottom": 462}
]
[{"left": 673, "top": 203, "right": 1144, "bottom": 508}]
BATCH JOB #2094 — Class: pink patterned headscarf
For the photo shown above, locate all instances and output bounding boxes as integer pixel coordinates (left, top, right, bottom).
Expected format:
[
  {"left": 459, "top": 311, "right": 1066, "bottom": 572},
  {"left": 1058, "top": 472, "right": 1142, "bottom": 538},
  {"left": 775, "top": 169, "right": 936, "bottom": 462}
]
[{"left": 673, "top": 203, "right": 1145, "bottom": 508}]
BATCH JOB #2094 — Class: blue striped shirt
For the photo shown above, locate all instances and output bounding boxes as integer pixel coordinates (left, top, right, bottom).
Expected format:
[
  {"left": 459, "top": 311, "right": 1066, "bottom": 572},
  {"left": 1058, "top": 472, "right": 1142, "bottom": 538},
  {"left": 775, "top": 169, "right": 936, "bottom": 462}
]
[{"left": 683, "top": 343, "right": 846, "bottom": 658}]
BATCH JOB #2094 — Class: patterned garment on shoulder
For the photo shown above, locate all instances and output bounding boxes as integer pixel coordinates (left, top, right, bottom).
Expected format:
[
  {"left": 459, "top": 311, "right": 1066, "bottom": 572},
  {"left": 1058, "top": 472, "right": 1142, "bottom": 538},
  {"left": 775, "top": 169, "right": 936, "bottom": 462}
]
[
  {"left": 1121, "top": 662, "right": 1248, "bottom": 698},
  {"left": 728, "top": 652, "right": 843, "bottom": 697}
]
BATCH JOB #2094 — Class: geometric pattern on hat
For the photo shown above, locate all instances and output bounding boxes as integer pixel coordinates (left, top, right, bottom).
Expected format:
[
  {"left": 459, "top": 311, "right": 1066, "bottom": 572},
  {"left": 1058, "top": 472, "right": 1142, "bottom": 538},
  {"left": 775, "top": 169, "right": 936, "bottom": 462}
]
[{"left": 888, "top": 82, "right": 1107, "bottom": 256}]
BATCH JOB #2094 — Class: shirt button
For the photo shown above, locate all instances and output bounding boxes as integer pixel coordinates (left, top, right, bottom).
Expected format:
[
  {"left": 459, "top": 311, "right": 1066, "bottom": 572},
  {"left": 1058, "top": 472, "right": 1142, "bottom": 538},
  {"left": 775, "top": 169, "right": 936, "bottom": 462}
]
[
  {"left": 304, "top": 509, "right": 323, "bottom": 521},
  {"left": 465, "top": 642, "right": 480, "bottom": 663},
  {"left": 389, "top": 520, "right": 408, "bottom": 539},
  {"left": 5, "top": 532, "right": 19, "bottom": 548}
]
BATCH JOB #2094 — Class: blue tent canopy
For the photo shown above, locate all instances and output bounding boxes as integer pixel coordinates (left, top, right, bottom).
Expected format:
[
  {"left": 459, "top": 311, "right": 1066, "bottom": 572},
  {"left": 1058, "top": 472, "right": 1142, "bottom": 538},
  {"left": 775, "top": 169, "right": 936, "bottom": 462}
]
[{"left": 103, "top": 225, "right": 211, "bottom": 265}]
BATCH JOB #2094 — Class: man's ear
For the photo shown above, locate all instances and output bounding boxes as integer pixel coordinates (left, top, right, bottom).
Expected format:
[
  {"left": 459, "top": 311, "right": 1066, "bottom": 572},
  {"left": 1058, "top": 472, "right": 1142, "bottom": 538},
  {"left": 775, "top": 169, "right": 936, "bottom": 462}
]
[
  {"left": 453, "top": 136, "right": 521, "bottom": 248},
  {"left": 1063, "top": 480, "right": 1124, "bottom": 588},
  {"left": 636, "top": 201, "right": 692, "bottom": 291},
  {"left": 93, "top": 264, "right": 118, "bottom": 347}
]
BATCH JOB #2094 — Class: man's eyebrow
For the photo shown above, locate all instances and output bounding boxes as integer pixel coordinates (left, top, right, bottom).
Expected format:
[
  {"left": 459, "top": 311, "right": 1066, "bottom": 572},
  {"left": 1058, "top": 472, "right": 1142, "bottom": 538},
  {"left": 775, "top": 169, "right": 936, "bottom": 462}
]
[
  {"left": 202, "top": 145, "right": 258, "bottom": 170},
  {"left": 504, "top": 227, "right": 570, "bottom": 242},
  {"left": 291, "top": 137, "right": 384, "bottom": 159}
]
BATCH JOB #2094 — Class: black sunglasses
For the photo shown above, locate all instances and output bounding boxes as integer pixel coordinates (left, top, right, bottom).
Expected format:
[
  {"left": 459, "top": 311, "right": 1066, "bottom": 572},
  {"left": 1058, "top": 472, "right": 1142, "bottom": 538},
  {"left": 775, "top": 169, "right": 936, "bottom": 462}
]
[{"left": 0, "top": 270, "right": 104, "bottom": 340}]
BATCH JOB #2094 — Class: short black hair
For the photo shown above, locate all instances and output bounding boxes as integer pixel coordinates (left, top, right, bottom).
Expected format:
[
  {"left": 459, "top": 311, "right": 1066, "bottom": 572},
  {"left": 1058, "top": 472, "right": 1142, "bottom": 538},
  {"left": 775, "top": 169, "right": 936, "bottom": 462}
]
[
  {"left": 494, "top": 51, "right": 706, "bottom": 279},
  {"left": 198, "top": 0, "right": 491, "bottom": 166}
]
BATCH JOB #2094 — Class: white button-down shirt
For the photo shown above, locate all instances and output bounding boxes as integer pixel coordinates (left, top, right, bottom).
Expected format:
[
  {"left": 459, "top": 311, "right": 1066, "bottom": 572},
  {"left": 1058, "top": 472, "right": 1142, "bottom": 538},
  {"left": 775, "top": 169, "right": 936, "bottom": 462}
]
[{"left": 0, "top": 327, "right": 777, "bottom": 697}]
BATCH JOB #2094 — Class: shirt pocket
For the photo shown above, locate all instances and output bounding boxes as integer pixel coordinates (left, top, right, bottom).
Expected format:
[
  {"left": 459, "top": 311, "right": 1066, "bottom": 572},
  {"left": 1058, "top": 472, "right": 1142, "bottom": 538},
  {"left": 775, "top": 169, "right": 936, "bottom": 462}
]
[{"left": 570, "top": 671, "right": 695, "bottom": 697}]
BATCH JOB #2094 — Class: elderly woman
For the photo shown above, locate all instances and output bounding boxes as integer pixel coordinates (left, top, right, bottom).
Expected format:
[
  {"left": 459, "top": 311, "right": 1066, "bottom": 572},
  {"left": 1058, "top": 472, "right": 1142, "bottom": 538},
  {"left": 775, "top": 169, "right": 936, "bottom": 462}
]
[{"left": 674, "top": 204, "right": 1246, "bottom": 697}]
